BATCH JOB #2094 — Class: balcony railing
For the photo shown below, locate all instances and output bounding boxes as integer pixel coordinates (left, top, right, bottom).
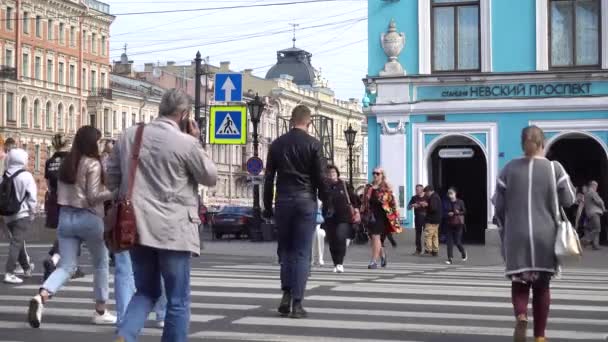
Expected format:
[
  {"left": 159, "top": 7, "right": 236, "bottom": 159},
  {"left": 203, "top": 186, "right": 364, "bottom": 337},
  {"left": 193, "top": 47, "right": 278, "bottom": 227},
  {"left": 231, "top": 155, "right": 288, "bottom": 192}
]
[
  {"left": 89, "top": 88, "right": 113, "bottom": 100},
  {"left": 0, "top": 66, "right": 17, "bottom": 80}
]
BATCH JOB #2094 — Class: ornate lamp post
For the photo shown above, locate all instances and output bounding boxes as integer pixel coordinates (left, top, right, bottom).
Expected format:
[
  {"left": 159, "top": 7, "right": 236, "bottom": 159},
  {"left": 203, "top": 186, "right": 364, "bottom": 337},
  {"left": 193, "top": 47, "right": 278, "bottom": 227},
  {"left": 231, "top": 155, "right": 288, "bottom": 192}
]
[
  {"left": 344, "top": 124, "right": 358, "bottom": 186},
  {"left": 247, "top": 93, "right": 265, "bottom": 226}
]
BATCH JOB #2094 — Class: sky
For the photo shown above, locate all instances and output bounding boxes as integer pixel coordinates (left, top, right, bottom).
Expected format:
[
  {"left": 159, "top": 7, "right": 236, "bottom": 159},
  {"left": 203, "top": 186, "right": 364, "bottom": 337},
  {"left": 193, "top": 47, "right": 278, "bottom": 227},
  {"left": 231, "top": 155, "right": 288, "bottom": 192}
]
[{"left": 106, "top": 0, "right": 368, "bottom": 101}]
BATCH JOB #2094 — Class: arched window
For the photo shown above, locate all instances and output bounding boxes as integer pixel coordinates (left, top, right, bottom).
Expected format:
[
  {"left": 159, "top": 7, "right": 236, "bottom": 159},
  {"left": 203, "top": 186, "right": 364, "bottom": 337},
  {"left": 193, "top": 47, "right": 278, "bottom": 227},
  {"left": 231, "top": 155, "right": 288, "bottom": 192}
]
[
  {"left": 20, "top": 97, "right": 28, "bottom": 128},
  {"left": 46, "top": 101, "right": 52, "bottom": 129},
  {"left": 33, "top": 100, "right": 40, "bottom": 128},
  {"left": 68, "top": 105, "right": 74, "bottom": 131},
  {"left": 57, "top": 103, "right": 63, "bottom": 130}
]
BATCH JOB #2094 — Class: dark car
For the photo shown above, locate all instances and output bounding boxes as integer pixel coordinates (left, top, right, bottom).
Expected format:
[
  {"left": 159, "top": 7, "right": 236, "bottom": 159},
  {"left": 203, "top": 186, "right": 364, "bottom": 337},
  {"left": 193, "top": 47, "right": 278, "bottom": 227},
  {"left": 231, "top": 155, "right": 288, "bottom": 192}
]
[{"left": 211, "top": 206, "right": 254, "bottom": 240}]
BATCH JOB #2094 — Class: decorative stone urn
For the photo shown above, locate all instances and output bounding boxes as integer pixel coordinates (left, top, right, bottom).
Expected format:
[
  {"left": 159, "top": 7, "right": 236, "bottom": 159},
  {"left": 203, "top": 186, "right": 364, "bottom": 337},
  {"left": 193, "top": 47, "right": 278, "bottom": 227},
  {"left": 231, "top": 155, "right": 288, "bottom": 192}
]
[{"left": 380, "top": 19, "right": 406, "bottom": 76}]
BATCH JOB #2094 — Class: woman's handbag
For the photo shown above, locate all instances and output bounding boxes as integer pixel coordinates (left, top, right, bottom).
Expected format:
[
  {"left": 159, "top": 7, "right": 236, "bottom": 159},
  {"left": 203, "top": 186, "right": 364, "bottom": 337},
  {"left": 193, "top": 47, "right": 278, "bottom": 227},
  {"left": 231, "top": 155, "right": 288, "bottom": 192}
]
[
  {"left": 104, "top": 124, "right": 145, "bottom": 252},
  {"left": 342, "top": 181, "right": 361, "bottom": 224},
  {"left": 550, "top": 162, "right": 582, "bottom": 261}
]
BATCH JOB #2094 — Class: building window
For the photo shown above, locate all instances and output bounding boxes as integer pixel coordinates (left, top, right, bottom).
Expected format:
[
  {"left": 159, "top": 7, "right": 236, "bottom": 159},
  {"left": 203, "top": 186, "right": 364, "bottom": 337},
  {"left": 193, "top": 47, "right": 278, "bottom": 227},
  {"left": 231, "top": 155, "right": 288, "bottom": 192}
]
[
  {"left": 34, "top": 56, "right": 41, "bottom": 80},
  {"left": 101, "top": 36, "right": 107, "bottom": 56},
  {"left": 82, "top": 30, "right": 87, "bottom": 51},
  {"left": 57, "top": 104, "right": 63, "bottom": 130},
  {"left": 20, "top": 97, "right": 27, "bottom": 127},
  {"left": 6, "top": 7, "right": 13, "bottom": 30},
  {"left": 46, "top": 59, "right": 53, "bottom": 83},
  {"left": 6, "top": 93, "right": 14, "bottom": 121},
  {"left": 122, "top": 112, "right": 127, "bottom": 129},
  {"left": 22, "top": 53, "right": 29, "bottom": 77},
  {"left": 91, "top": 33, "right": 97, "bottom": 53},
  {"left": 59, "top": 23, "right": 65, "bottom": 44},
  {"left": 46, "top": 102, "right": 52, "bottom": 129},
  {"left": 68, "top": 106, "right": 74, "bottom": 131},
  {"left": 103, "top": 109, "right": 110, "bottom": 133},
  {"left": 69, "top": 65, "right": 75, "bottom": 87},
  {"left": 89, "top": 113, "right": 96, "bottom": 127},
  {"left": 33, "top": 100, "right": 40, "bottom": 127},
  {"left": 58, "top": 62, "right": 64, "bottom": 85},
  {"left": 131, "top": 113, "right": 136, "bottom": 126},
  {"left": 432, "top": 0, "right": 480, "bottom": 72},
  {"left": 35, "top": 145, "right": 40, "bottom": 171},
  {"left": 47, "top": 19, "right": 53, "bottom": 40},
  {"left": 5, "top": 49, "right": 13, "bottom": 67},
  {"left": 70, "top": 26, "right": 76, "bottom": 47},
  {"left": 35, "top": 16, "right": 41, "bottom": 37},
  {"left": 82, "top": 68, "right": 86, "bottom": 90},
  {"left": 23, "top": 12, "right": 29, "bottom": 34},
  {"left": 101, "top": 72, "right": 106, "bottom": 88},
  {"left": 90, "top": 70, "right": 96, "bottom": 90},
  {"left": 550, "top": 0, "right": 601, "bottom": 68},
  {"left": 113, "top": 111, "right": 117, "bottom": 129}
]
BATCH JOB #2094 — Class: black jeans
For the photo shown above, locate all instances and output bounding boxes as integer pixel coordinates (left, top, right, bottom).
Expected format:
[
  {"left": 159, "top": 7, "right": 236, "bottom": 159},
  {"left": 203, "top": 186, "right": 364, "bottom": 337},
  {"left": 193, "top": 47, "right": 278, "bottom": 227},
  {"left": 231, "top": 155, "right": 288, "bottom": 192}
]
[
  {"left": 414, "top": 216, "right": 425, "bottom": 253},
  {"left": 446, "top": 224, "right": 466, "bottom": 260},
  {"left": 326, "top": 222, "right": 351, "bottom": 266},
  {"left": 275, "top": 193, "right": 317, "bottom": 301},
  {"left": 5, "top": 218, "right": 31, "bottom": 274}
]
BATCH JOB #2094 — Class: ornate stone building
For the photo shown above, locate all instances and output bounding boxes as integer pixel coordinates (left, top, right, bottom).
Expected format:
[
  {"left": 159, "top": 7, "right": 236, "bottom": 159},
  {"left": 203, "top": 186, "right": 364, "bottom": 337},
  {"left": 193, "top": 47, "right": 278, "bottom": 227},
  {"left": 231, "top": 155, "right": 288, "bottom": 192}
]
[{"left": 0, "top": 0, "right": 113, "bottom": 201}]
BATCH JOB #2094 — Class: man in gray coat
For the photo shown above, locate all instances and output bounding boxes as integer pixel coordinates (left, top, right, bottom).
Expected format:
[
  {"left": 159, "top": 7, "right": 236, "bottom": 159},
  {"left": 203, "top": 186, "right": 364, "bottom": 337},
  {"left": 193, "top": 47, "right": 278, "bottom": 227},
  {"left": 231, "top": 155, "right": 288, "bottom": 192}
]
[
  {"left": 584, "top": 181, "right": 606, "bottom": 250},
  {"left": 108, "top": 89, "right": 217, "bottom": 342}
]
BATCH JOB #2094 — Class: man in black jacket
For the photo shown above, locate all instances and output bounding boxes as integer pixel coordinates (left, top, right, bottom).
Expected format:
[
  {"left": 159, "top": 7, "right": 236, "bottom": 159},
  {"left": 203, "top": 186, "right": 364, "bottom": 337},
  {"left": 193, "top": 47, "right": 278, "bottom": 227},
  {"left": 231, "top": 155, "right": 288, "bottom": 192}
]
[
  {"left": 407, "top": 184, "right": 427, "bottom": 255},
  {"left": 422, "top": 185, "right": 442, "bottom": 256},
  {"left": 264, "top": 105, "right": 327, "bottom": 319}
]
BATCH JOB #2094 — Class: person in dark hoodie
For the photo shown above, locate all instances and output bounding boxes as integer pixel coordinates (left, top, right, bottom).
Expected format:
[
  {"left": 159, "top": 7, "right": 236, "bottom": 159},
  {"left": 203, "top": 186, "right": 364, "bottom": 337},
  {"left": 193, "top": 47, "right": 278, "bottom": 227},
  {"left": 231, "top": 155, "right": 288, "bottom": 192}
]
[
  {"left": 43, "top": 134, "right": 86, "bottom": 280},
  {"left": 421, "top": 185, "right": 442, "bottom": 257}
]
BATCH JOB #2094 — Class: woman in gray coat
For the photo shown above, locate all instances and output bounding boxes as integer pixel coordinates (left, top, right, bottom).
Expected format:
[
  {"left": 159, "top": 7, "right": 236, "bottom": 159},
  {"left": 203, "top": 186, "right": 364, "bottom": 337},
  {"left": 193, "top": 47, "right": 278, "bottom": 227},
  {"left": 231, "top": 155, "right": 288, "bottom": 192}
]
[{"left": 493, "top": 126, "right": 576, "bottom": 342}]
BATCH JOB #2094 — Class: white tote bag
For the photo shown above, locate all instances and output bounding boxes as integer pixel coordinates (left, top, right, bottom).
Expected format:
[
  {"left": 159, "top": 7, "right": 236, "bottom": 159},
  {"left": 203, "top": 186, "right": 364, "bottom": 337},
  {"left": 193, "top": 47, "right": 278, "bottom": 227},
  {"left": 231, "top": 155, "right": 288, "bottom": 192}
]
[{"left": 550, "top": 162, "right": 582, "bottom": 261}]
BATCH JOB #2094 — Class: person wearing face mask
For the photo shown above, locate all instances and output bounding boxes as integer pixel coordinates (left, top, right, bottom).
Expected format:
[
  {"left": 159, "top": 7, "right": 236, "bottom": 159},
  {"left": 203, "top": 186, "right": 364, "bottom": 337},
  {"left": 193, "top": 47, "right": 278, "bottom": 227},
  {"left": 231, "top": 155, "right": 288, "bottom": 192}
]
[{"left": 445, "top": 187, "right": 467, "bottom": 265}]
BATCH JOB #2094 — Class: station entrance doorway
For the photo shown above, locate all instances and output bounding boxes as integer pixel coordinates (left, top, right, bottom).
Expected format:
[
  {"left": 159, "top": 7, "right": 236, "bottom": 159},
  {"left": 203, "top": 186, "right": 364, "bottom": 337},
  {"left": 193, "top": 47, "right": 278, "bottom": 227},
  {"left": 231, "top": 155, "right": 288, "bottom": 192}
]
[
  {"left": 546, "top": 133, "right": 608, "bottom": 244},
  {"left": 428, "top": 135, "right": 487, "bottom": 244}
]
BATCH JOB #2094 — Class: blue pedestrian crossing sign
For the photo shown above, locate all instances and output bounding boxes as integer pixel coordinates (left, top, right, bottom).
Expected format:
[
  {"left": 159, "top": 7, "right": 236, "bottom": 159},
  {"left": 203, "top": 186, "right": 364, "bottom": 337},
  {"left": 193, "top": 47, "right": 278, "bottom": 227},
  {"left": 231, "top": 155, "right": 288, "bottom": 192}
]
[
  {"left": 214, "top": 73, "right": 243, "bottom": 102},
  {"left": 209, "top": 106, "right": 247, "bottom": 145}
]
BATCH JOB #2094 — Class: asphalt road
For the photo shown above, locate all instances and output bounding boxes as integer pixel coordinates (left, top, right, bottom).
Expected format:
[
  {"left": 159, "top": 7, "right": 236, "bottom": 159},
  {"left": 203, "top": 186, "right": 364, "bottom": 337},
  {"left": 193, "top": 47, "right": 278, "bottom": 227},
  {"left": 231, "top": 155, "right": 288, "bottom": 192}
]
[{"left": 0, "top": 242, "right": 606, "bottom": 342}]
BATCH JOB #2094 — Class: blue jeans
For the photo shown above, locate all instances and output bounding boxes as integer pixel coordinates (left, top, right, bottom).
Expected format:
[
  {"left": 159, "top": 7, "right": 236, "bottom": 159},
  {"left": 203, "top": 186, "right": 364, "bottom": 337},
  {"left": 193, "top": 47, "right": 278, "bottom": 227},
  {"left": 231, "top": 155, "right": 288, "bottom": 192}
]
[
  {"left": 43, "top": 207, "right": 109, "bottom": 301},
  {"left": 117, "top": 245, "right": 191, "bottom": 342},
  {"left": 275, "top": 194, "right": 317, "bottom": 301},
  {"left": 114, "top": 251, "right": 167, "bottom": 325}
]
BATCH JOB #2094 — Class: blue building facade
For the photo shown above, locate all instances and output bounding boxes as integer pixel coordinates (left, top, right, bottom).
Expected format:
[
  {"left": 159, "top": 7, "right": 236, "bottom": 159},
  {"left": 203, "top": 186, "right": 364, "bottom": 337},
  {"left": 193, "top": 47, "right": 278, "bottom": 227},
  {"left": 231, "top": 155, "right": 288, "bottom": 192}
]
[{"left": 365, "top": 0, "right": 608, "bottom": 243}]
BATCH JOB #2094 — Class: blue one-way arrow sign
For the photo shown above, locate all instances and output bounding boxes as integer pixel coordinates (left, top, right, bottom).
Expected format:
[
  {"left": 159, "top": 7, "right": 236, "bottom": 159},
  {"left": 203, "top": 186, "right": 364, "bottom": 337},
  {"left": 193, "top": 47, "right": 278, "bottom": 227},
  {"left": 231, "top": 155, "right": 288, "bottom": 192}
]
[{"left": 214, "top": 73, "right": 243, "bottom": 102}]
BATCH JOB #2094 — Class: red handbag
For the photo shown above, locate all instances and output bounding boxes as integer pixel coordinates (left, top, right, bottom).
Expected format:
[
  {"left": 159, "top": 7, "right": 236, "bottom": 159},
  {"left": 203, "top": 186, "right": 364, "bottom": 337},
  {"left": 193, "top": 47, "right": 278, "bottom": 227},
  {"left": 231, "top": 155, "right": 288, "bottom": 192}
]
[{"left": 104, "top": 124, "right": 145, "bottom": 252}]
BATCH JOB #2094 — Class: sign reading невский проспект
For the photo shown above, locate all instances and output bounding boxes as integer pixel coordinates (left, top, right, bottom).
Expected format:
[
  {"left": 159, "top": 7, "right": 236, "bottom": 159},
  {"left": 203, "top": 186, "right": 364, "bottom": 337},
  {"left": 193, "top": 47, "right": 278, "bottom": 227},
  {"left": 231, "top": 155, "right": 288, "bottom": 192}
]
[{"left": 436, "top": 82, "right": 593, "bottom": 99}]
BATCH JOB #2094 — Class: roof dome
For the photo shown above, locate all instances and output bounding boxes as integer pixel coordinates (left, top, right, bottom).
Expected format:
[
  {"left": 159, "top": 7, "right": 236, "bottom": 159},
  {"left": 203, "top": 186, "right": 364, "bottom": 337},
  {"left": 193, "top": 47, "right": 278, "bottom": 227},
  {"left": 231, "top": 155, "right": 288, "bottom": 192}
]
[{"left": 265, "top": 47, "right": 316, "bottom": 87}]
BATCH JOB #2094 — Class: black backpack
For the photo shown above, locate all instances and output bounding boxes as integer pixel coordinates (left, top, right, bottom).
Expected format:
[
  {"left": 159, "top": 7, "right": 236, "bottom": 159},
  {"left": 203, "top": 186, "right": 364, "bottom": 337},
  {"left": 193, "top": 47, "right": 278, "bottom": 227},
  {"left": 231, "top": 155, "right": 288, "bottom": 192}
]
[{"left": 0, "top": 170, "right": 28, "bottom": 216}]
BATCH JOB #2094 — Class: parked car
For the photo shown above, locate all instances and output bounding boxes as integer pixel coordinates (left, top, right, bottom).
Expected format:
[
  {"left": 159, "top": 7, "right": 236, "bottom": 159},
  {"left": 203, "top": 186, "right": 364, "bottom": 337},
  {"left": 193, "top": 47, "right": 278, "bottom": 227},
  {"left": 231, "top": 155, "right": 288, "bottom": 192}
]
[{"left": 211, "top": 206, "right": 254, "bottom": 240}]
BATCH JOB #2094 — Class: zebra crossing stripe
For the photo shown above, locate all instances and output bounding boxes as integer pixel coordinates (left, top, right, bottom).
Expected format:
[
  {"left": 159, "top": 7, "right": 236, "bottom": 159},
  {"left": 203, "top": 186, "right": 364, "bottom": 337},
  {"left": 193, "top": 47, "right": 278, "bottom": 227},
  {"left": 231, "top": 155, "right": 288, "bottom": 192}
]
[
  {"left": 306, "top": 295, "right": 608, "bottom": 312},
  {"left": 0, "top": 295, "right": 259, "bottom": 311},
  {"left": 331, "top": 283, "right": 608, "bottom": 301},
  {"left": 0, "top": 320, "right": 161, "bottom": 336},
  {"left": 189, "top": 331, "right": 422, "bottom": 342},
  {"left": 298, "top": 307, "right": 607, "bottom": 326},
  {"left": 233, "top": 317, "right": 607, "bottom": 340},
  {"left": 0, "top": 306, "right": 223, "bottom": 323},
  {"left": 373, "top": 277, "right": 608, "bottom": 290}
]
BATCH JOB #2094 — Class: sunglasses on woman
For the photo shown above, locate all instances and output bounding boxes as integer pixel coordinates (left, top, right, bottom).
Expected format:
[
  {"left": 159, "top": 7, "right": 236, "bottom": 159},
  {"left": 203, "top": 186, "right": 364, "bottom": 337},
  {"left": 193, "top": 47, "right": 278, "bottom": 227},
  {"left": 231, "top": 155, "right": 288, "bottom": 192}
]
[{"left": 373, "top": 172, "right": 382, "bottom": 176}]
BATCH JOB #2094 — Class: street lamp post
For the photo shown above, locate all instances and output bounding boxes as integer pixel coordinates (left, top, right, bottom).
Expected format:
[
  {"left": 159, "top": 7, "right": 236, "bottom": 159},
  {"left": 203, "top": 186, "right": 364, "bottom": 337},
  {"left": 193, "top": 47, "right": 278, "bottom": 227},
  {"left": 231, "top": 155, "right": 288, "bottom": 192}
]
[
  {"left": 344, "top": 124, "right": 358, "bottom": 186},
  {"left": 247, "top": 93, "right": 266, "bottom": 229},
  {"left": 194, "top": 52, "right": 203, "bottom": 145}
]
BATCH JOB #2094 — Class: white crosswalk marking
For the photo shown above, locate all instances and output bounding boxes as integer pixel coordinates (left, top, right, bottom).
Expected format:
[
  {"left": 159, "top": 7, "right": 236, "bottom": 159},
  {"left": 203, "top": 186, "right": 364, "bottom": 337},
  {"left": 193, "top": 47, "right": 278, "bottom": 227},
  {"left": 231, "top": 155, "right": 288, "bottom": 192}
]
[{"left": 0, "top": 261, "right": 606, "bottom": 341}]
